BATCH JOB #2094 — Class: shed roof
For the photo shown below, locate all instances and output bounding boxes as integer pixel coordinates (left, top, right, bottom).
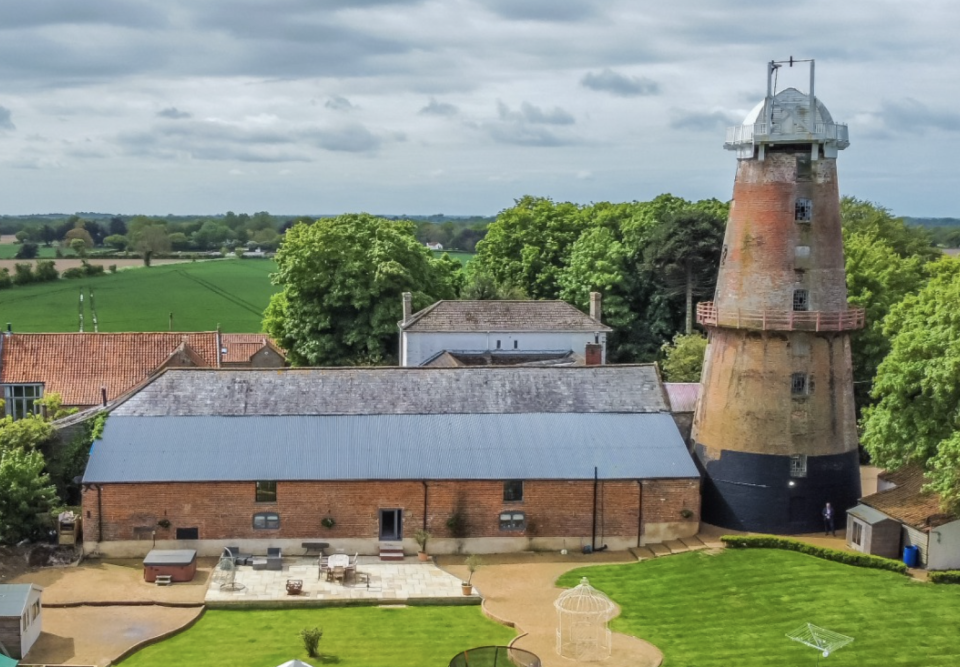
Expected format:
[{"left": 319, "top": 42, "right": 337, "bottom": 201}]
[
  {"left": 0, "top": 332, "right": 221, "bottom": 406},
  {"left": 663, "top": 383, "right": 700, "bottom": 413},
  {"left": 400, "top": 300, "right": 611, "bottom": 333},
  {"left": 861, "top": 466, "right": 959, "bottom": 531},
  {"left": 0, "top": 583, "right": 41, "bottom": 617},
  {"left": 111, "top": 366, "right": 669, "bottom": 417},
  {"left": 83, "top": 412, "right": 699, "bottom": 484},
  {"left": 847, "top": 504, "right": 895, "bottom": 526}
]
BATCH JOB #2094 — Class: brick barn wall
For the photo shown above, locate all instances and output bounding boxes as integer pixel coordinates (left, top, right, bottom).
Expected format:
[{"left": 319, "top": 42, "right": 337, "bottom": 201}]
[{"left": 82, "top": 478, "right": 699, "bottom": 546}]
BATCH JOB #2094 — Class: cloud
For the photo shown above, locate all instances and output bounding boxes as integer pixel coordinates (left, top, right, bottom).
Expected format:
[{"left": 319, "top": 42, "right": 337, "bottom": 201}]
[
  {"left": 325, "top": 96, "right": 356, "bottom": 111},
  {"left": 482, "top": 101, "right": 578, "bottom": 147},
  {"left": 157, "top": 107, "right": 191, "bottom": 119},
  {"left": 481, "top": 0, "right": 599, "bottom": 22},
  {"left": 880, "top": 98, "right": 960, "bottom": 134},
  {"left": 419, "top": 98, "right": 458, "bottom": 117},
  {"left": 0, "top": 106, "right": 14, "bottom": 131},
  {"left": 581, "top": 68, "right": 659, "bottom": 97},
  {"left": 304, "top": 124, "right": 383, "bottom": 153},
  {"left": 498, "top": 101, "right": 575, "bottom": 125},
  {"left": 670, "top": 109, "right": 742, "bottom": 132}
]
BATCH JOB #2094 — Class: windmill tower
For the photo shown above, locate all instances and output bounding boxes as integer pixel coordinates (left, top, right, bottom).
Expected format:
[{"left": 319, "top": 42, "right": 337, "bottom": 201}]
[{"left": 692, "top": 59, "right": 864, "bottom": 533}]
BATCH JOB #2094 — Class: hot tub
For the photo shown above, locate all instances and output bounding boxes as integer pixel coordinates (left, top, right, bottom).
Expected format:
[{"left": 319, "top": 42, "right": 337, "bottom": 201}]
[{"left": 143, "top": 549, "right": 198, "bottom": 583}]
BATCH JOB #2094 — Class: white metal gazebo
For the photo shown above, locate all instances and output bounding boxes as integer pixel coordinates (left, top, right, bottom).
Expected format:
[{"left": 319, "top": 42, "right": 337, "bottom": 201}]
[{"left": 554, "top": 577, "right": 617, "bottom": 661}]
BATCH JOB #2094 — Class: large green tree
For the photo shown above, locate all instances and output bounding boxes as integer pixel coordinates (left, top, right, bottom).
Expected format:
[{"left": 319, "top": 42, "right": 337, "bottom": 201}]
[
  {"left": 0, "top": 447, "right": 57, "bottom": 543},
  {"left": 659, "top": 332, "right": 708, "bottom": 383},
  {"left": 861, "top": 259, "right": 960, "bottom": 511},
  {"left": 264, "top": 214, "right": 461, "bottom": 366},
  {"left": 841, "top": 196, "right": 936, "bottom": 260}
]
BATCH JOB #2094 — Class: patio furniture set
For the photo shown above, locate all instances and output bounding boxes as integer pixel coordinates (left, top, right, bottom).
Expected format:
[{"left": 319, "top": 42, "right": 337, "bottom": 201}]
[
  {"left": 319, "top": 552, "right": 363, "bottom": 585},
  {"left": 224, "top": 546, "right": 283, "bottom": 571}
]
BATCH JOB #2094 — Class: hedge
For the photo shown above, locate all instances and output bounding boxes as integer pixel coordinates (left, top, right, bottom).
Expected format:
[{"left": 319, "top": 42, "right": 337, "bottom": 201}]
[
  {"left": 930, "top": 570, "right": 960, "bottom": 584},
  {"left": 721, "top": 534, "right": 908, "bottom": 574}
]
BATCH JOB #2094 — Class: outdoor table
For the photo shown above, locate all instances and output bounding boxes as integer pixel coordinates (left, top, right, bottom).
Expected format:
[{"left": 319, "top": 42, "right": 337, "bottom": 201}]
[{"left": 328, "top": 554, "right": 350, "bottom": 568}]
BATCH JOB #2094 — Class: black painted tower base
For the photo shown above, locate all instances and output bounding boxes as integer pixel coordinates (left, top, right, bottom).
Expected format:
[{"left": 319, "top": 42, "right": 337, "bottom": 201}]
[{"left": 694, "top": 444, "right": 862, "bottom": 534}]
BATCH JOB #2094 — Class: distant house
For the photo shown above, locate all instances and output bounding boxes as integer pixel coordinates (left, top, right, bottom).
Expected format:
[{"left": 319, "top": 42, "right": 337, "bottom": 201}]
[
  {"left": 0, "top": 583, "right": 43, "bottom": 660},
  {"left": 219, "top": 334, "right": 285, "bottom": 368},
  {"left": 425, "top": 242, "right": 443, "bottom": 251},
  {"left": 81, "top": 365, "right": 700, "bottom": 558},
  {"left": 398, "top": 292, "right": 612, "bottom": 367},
  {"left": 847, "top": 466, "right": 960, "bottom": 569},
  {"left": 0, "top": 332, "right": 285, "bottom": 416}
]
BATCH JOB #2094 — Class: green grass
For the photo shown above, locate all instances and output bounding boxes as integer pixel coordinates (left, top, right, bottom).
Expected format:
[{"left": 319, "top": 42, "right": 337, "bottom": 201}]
[
  {"left": 0, "top": 259, "right": 278, "bottom": 332},
  {"left": 433, "top": 250, "right": 474, "bottom": 265},
  {"left": 0, "top": 243, "right": 60, "bottom": 259},
  {"left": 557, "top": 549, "right": 960, "bottom": 667},
  {"left": 119, "top": 606, "right": 515, "bottom": 667}
]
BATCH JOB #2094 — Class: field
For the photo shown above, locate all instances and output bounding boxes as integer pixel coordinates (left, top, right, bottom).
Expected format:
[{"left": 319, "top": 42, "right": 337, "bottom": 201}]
[
  {"left": 0, "top": 243, "right": 60, "bottom": 259},
  {"left": 434, "top": 250, "right": 474, "bottom": 265},
  {"left": 119, "top": 606, "right": 515, "bottom": 667},
  {"left": 0, "top": 259, "right": 278, "bottom": 333},
  {"left": 557, "top": 549, "right": 960, "bottom": 667}
]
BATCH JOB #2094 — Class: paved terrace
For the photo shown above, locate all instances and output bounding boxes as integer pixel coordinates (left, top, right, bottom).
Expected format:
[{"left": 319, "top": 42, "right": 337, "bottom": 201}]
[{"left": 205, "top": 556, "right": 477, "bottom": 607}]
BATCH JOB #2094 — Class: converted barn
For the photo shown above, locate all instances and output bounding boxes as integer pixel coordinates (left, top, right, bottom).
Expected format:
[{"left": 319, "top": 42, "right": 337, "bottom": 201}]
[{"left": 81, "top": 366, "right": 700, "bottom": 558}]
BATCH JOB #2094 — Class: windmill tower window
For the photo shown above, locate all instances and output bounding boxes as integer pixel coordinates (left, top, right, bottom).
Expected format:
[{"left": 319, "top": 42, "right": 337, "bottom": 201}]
[
  {"left": 795, "top": 198, "right": 813, "bottom": 222},
  {"left": 791, "top": 373, "right": 813, "bottom": 396},
  {"left": 793, "top": 289, "right": 809, "bottom": 311}
]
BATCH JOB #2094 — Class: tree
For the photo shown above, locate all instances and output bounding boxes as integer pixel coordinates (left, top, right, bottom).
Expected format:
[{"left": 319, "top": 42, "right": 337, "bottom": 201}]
[
  {"left": 14, "top": 242, "right": 38, "bottom": 260},
  {"left": 0, "top": 447, "right": 57, "bottom": 543},
  {"left": 860, "top": 259, "right": 960, "bottom": 511},
  {"left": 167, "top": 232, "right": 190, "bottom": 251},
  {"left": 643, "top": 209, "right": 726, "bottom": 334},
  {"left": 108, "top": 216, "right": 127, "bottom": 236},
  {"left": 65, "top": 227, "right": 95, "bottom": 249},
  {"left": 133, "top": 225, "right": 171, "bottom": 267},
  {"left": 104, "top": 234, "right": 129, "bottom": 251},
  {"left": 191, "top": 220, "right": 231, "bottom": 250},
  {"left": 39, "top": 224, "right": 56, "bottom": 246},
  {"left": 264, "top": 214, "right": 460, "bottom": 366},
  {"left": 660, "top": 332, "right": 708, "bottom": 382},
  {"left": 69, "top": 238, "right": 87, "bottom": 258},
  {"left": 841, "top": 197, "right": 936, "bottom": 260}
]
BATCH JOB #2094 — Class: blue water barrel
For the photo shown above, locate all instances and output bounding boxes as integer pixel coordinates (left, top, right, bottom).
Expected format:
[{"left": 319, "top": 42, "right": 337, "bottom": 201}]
[{"left": 903, "top": 545, "right": 919, "bottom": 567}]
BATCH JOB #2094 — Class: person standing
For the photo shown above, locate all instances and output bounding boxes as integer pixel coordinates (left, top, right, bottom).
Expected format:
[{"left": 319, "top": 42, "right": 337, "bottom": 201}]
[{"left": 822, "top": 502, "right": 836, "bottom": 536}]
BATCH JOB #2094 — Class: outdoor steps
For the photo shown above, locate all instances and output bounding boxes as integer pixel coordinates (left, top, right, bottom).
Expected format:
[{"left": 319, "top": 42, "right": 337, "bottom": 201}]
[
  {"left": 633, "top": 536, "right": 712, "bottom": 561},
  {"left": 379, "top": 542, "right": 404, "bottom": 561},
  {"left": 155, "top": 574, "right": 173, "bottom": 586}
]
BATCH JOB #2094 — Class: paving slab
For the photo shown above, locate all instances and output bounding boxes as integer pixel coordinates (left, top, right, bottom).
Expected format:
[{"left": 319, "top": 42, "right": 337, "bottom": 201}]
[
  {"left": 631, "top": 547, "right": 657, "bottom": 561},
  {"left": 663, "top": 540, "right": 689, "bottom": 554},
  {"left": 679, "top": 536, "right": 707, "bottom": 550},
  {"left": 647, "top": 543, "right": 672, "bottom": 557}
]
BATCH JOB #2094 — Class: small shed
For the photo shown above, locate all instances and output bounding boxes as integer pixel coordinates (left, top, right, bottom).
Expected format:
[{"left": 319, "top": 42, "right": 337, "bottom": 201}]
[
  {"left": 0, "top": 583, "right": 43, "bottom": 660},
  {"left": 846, "top": 504, "right": 901, "bottom": 559},
  {"left": 143, "top": 549, "right": 198, "bottom": 583}
]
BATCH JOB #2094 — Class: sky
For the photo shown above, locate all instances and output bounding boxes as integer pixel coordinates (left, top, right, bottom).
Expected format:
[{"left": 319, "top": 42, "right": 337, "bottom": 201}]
[{"left": 1, "top": 0, "right": 958, "bottom": 217}]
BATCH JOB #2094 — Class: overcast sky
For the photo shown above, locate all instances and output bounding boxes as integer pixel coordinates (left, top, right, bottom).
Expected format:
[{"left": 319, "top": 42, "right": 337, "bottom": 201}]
[{"left": 1, "top": 0, "right": 958, "bottom": 217}]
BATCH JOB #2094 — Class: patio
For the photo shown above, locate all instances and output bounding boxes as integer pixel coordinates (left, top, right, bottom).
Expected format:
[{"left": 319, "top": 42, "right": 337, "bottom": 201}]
[{"left": 205, "top": 556, "right": 477, "bottom": 608}]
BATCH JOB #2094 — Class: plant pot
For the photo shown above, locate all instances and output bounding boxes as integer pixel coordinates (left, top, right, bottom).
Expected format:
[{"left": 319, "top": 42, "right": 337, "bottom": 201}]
[
  {"left": 417, "top": 551, "right": 429, "bottom": 562},
  {"left": 461, "top": 583, "right": 473, "bottom": 596}
]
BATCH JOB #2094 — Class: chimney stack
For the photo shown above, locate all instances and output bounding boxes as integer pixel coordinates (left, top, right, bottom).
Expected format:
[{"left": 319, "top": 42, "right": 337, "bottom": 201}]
[
  {"left": 584, "top": 343, "right": 602, "bottom": 366},
  {"left": 401, "top": 292, "right": 412, "bottom": 324},
  {"left": 101, "top": 386, "right": 108, "bottom": 407},
  {"left": 589, "top": 292, "right": 602, "bottom": 323}
]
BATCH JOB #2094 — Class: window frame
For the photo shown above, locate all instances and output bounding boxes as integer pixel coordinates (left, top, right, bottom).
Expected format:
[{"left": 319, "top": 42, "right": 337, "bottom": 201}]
[
  {"left": 255, "top": 480, "right": 278, "bottom": 504},
  {"left": 3, "top": 383, "right": 44, "bottom": 420},
  {"left": 789, "top": 454, "right": 808, "bottom": 478},
  {"left": 852, "top": 520, "right": 863, "bottom": 546},
  {"left": 791, "top": 373, "right": 809, "bottom": 396},
  {"left": 793, "top": 289, "right": 809, "bottom": 312},
  {"left": 499, "top": 510, "right": 526, "bottom": 531},
  {"left": 175, "top": 527, "right": 199, "bottom": 540},
  {"left": 253, "top": 511, "right": 280, "bottom": 530},
  {"left": 795, "top": 198, "right": 813, "bottom": 222},
  {"left": 503, "top": 480, "right": 524, "bottom": 502}
]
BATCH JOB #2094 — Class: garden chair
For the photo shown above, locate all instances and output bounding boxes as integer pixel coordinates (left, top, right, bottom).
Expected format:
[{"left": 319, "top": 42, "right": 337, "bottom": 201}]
[{"left": 332, "top": 565, "right": 345, "bottom": 584}]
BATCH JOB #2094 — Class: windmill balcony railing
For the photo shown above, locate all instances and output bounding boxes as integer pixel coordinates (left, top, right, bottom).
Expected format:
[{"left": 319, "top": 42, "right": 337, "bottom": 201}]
[
  {"left": 696, "top": 302, "right": 865, "bottom": 332},
  {"left": 725, "top": 122, "right": 849, "bottom": 148}
]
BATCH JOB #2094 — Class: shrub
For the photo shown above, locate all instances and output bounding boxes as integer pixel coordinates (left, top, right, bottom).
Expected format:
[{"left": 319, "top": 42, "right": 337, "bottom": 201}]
[
  {"left": 12, "top": 263, "right": 33, "bottom": 285},
  {"left": 109, "top": 264, "right": 117, "bottom": 273},
  {"left": 34, "top": 260, "right": 59, "bottom": 282},
  {"left": 14, "top": 242, "right": 38, "bottom": 260},
  {"left": 0, "top": 269, "right": 11, "bottom": 290},
  {"left": 299, "top": 627, "right": 323, "bottom": 658},
  {"left": 930, "top": 570, "right": 960, "bottom": 584},
  {"left": 720, "top": 534, "right": 908, "bottom": 574},
  {"left": 62, "top": 267, "right": 85, "bottom": 279},
  {"left": 82, "top": 261, "right": 105, "bottom": 276}
]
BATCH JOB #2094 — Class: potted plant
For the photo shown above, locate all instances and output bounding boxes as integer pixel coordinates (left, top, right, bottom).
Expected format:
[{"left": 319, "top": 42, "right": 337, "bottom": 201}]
[
  {"left": 414, "top": 529, "right": 431, "bottom": 562},
  {"left": 461, "top": 554, "right": 482, "bottom": 595},
  {"left": 321, "top": 516, "right": 336, "bottom": 529}
]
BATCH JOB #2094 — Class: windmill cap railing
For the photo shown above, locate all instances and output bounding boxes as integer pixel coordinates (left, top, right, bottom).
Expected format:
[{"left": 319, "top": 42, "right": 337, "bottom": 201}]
[
  {"left": 697, "top": 302, "right": 865, "bottom": 332},
  {"left": 725, "top": 122, "right": 849, "bottom": 149}
]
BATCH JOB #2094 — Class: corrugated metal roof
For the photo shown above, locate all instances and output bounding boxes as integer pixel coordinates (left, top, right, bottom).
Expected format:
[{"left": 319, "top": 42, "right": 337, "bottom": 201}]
[
  {"left": 847, "top": 504, "right": 894, "bottom": 526},
  {"left": 83, "top": 413, "right": 699, "bottom": 484},
  {"left": 111, "top": 366, "right": 669, "bottom": 417},
  {"left": 663, "top": 383, "right": 701, "bottom": 413},
  {"left": 0, "top": 583, "right": 38, "bottom": 617}
]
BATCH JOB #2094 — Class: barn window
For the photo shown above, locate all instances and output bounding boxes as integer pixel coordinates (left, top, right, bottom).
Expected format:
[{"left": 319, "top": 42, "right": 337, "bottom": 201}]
[
  {"left": 499, "top": 511, "right": 526, "bottom": 531},
  {"left": 496, "top": 340, "right": 501, "bottom": 349},
  {"left": 795, "top": 198, "right": 813, "bottom": 222},
  {"left": 253, "top": 512, "right": 280, "bottom": 530},
  {"left": 503, "top": 480, "right": 524, "bottom": 502},
  {"left": 176, "top": 527, "right": 199, "bottom": 540},
  {"left": 255, "top": 481, "right": 277, "bottom": 503},
  {"left": 2, "top": 383, "right": 43, "bottom": 420},
  {"left": 790, "top": 454, "right": 807, "bottom": 478},
  {"left": 793, "top": 289, "right": 809, "bottom": 311},
  {"left": 514, "top": 340, "right": 519, "bottom": 349}
]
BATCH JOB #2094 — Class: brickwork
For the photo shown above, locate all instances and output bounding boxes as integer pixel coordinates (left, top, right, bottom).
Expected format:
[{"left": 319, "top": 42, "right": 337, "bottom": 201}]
[{"left": 82, "top": 478, "right": 699, "bottom": 544}]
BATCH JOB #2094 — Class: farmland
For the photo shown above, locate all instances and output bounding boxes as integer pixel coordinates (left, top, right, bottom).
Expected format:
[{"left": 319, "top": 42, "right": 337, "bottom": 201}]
[{"left": 0, "top": 259, "right": 278, "bottom": 333}]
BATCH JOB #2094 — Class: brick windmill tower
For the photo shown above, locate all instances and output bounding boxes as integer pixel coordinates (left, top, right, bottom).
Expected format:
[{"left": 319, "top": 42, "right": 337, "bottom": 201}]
[{"left": 692, "top": 58, "right": 864, "bottom": 533}]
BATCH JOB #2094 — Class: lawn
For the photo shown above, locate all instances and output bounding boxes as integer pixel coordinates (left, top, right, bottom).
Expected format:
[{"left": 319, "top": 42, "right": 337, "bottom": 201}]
[
  {"left": 0, "top": 243, "right": 60, "bottom": 259},
  {"left": 557, "top": 549, "right": 960, "bottom": 667},
  {"left": 433, "top": 250, "right": 474, "bottom": 265},
  {"left": 0, "top": 259, "right": 278, "bottom": 332},
  {"left": 119, "top": 606, "right": 515, "bottom": 667}
]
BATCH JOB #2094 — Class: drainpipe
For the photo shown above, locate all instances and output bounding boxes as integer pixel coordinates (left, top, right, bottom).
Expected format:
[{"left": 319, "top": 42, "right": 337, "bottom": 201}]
[
  {"left": 591, "top": 467, "right": 598, "bottom": 551},
  {"left": 637, "top": 480, "right": 644, "bottom": 548},
  {"left": 97, "top": 484, "right": 104, "bottom": 543},
  {"left": 421, "top": 481, "right": 428, "bottom": 531}
]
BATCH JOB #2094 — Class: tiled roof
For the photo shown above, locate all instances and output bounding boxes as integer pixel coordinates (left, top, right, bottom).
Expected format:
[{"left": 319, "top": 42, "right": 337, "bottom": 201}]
[
  {"left": 664, "top": 383, "right": 701, "bottom": 412},
  {"left": 422, "top": 350, "right": 579, "bottom": 367},
  {"left": 111, "top": 365, "right": 670, "bottom": 417},
  {"left": 861, "top": 466, "right": 959, "bottom": 531},
  {"left": 876, "top": 466, "right": 917, "bottom": 487},
  {"left": 0, "top": 332, "right": 220, "bottom": 406},
  {"left": 219, "top": 334, "right": 283, "bottom": 364},
  {"left": 401, "top": 300, "right": 611, "bottom": 333}
]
